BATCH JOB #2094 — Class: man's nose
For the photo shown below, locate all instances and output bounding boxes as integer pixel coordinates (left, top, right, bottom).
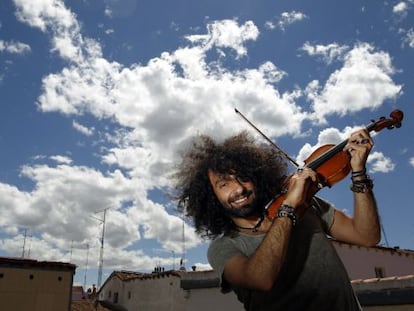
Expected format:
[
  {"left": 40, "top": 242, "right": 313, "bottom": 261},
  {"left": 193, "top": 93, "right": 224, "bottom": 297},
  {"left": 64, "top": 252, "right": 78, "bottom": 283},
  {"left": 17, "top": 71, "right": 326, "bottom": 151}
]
[{"left": 232, "top": 178, "right": 247, "bottom": 194}]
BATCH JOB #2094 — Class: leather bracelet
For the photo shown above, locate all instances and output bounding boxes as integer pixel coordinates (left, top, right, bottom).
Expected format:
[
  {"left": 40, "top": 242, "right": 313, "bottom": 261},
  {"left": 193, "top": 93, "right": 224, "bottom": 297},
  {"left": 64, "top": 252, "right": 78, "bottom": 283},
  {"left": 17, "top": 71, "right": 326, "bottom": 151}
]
[
  {"left": 277, "top": 204, "right": 297, "bottom": 226},
  {"left": 350, "top": 176, "right": 374, "bottom": 193},
  {"left": 351, "top": 169, "right": 366, "bottom": 178}
]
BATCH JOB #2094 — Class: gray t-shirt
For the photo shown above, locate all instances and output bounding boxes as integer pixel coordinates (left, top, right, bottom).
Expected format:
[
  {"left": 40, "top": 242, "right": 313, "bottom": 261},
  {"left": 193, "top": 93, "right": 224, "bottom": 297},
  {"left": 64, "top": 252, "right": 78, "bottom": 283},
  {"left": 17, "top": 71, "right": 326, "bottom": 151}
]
[{"left": 207, "top": 197, "right": 361, "bottom": 311}]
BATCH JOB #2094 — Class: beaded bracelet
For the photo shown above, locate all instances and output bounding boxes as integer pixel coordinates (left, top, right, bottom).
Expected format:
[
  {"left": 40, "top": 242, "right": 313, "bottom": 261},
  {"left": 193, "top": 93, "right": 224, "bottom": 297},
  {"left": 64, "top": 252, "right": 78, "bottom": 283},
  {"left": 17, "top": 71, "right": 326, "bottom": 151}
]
[{"left": 277, "top": 204, "right": 297, "bottom": 226}]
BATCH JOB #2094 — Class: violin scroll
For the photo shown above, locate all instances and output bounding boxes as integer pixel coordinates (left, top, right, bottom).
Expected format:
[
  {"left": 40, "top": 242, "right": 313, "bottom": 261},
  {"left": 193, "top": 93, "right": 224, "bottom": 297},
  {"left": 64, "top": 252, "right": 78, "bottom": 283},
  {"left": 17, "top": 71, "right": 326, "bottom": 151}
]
[
  {"left": 390, "top": 109, "right": 403, "bottom": 128},
  {"left": 369, "top": 109, "right": 403, "bottom": 132}
]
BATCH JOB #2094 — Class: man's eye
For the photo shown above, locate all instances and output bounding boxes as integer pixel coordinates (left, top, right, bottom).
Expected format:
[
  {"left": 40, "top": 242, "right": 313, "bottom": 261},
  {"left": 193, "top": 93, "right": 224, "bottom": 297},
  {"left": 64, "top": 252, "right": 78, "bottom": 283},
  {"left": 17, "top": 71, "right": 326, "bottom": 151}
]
[
  {"left": 238, "top": 176, "right": 250, "bottom": 183},
  {"left": 218, "top": 182, "right": 228, "bottom": 188}
]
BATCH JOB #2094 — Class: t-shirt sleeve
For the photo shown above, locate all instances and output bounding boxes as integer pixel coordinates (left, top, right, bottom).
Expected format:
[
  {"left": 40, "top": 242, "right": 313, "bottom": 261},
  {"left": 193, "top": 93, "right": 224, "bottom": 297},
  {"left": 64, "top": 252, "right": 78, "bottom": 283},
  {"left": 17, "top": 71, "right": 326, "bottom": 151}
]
[
  {"left": 312, "top": 196, "right": 335, "bottom": 234},
  {"left": 207, "top": 236, "right": 243, "bottom": 292}
]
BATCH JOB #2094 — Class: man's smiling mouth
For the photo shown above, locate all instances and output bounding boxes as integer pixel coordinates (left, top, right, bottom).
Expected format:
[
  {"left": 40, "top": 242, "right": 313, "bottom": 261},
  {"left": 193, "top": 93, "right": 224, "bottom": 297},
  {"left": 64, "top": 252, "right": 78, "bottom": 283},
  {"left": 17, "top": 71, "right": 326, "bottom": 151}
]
[
  {"left": 232, "top": 196, "right": 248, "bottom": 205},
  {"left": 229, "top": 191, "right": 253, "bottom": 208}
]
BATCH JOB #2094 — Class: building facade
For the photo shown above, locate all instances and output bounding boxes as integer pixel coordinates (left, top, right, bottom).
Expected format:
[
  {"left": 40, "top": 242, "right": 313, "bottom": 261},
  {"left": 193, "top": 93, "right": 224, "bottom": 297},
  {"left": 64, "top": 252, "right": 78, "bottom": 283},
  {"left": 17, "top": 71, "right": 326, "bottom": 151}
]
[
  {"left": 98, "top": 270, "right": 242, "bottom": 310},
  {"left": 0, "top": 257, "right": 76, "bottom": 311}
]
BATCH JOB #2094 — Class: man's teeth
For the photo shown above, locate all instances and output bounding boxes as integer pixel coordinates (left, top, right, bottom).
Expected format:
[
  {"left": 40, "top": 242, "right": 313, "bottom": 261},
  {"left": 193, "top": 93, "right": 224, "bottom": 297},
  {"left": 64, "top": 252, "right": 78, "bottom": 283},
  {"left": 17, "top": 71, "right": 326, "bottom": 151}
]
[{"left": 234, "top": 196, "right": 247, "bottom": 204}]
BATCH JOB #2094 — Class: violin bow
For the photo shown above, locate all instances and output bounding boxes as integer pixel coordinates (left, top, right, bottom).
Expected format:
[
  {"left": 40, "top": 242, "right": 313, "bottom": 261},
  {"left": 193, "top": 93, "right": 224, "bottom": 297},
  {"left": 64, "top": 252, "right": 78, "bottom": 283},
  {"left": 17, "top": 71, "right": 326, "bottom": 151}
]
[{"left": 234, "top": 108, "right": 299, "bottom": 167}]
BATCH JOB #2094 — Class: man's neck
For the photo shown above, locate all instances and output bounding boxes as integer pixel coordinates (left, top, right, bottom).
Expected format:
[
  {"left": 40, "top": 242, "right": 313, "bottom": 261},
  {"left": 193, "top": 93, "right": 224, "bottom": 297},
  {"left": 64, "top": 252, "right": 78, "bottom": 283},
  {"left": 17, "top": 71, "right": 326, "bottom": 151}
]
[{"left": 233, "top": 215, "right": 273, "bottom": 234}]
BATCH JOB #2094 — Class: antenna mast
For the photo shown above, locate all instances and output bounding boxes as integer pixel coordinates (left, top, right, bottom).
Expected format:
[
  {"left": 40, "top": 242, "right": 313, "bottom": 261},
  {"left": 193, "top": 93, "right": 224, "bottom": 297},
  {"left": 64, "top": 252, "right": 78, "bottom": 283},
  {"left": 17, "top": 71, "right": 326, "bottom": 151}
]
[
  {"left": 69, "top": 240, "right": 74, "bottom": 262},
  {"left": 21, "top": 228, "right": 27, "bottom": 258},
  {"left": 93, "top": 208, "right": 109, "bottom": 288},
  {"left": 83, "top": 244, "right": 90, "bottom": 290},
  {"left": 180, "top": 219, "right": 186, "bottom": 270}
]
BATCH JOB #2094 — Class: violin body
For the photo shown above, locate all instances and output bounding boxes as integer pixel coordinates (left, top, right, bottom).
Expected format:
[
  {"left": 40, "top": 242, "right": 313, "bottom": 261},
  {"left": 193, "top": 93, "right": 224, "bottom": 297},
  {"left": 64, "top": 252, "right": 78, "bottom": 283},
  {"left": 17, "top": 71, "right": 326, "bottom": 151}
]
[{"left": 304, "top": 144, "right": 351, "bottom": 187}]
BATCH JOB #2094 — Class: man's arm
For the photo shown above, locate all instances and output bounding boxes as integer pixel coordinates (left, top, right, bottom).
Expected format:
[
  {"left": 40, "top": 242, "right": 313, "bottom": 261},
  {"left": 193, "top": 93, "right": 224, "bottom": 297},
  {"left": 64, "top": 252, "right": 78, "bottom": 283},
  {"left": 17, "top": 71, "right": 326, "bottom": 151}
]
[
  {"left": 330, "top": 190, "right": 381, "bottom": 247},
  {"left": 331, "top": 129, "right": 381, "bottom": 247},
  {"left": 223, "top": 217, "right": 293, "bottom": 291}
]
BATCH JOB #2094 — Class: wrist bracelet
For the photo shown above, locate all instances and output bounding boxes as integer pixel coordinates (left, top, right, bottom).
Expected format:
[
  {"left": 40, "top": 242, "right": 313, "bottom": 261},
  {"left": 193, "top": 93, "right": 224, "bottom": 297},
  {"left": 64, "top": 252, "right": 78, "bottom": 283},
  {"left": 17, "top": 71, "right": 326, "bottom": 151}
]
[
  {"left": 277, "top": 204, "right": 297, "bottom": 226},
  {"left": 351, "top": 169, "right": 366, "bottom": 178},
  {"left": 351, "top": 174, "right": 369, "bottom": 182},
  {"left": 350, "top": 176, "right": 374, "bottom": 193}
]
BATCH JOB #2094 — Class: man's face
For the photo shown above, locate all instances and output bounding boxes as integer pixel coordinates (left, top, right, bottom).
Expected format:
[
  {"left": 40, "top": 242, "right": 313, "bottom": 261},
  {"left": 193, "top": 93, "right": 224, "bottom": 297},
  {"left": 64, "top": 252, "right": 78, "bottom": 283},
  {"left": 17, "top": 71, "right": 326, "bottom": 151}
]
[{"left": 208, "top": 169, "right": 259, "bottom": 218}]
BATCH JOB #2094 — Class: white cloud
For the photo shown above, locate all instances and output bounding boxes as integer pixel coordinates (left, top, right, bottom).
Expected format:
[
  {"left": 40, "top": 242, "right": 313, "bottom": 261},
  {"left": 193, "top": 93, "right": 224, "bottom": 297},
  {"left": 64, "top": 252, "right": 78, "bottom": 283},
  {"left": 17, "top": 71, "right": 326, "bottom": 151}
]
[
  {"left": 104, "top": 7, "right": 112, "bottom": 18},
  {"left": 393, "top": 2, "right": 408, "bottom": 17},
  {"left": 50, "top": 155, "right": 73, "bottom": 164},
  {"left": 301, "top": 42, "right": 349, "bottom": 64},
  {"left": 14, "top": 0, "right": 77, "bottom": 32},
  {"left": 305, "top": 43, "right": 402, "bottom": 122},
  {"left": 410, "top": 157, "right": 414, "bottom": 167},
  {"left": 73, "top": 120, "right": 94, "bottom": 136},
  {"left": 102, "top": 0, "right": 138, "bottom": 18},
  {"left": 34, "top": 14, "right": 307, "bottom": 168},
  {"left": 0, "top": 40, "right": 31, "bottom": 54},
  {"left": 276, "top": 11, "right": 307, "bottom": 31},
  {"left": 185, "top": 19, "right": 259, "bottom": 58},
  {"left": 14, "top": 0, "right": 99, "bottom": 63},
  {"left": 366, "top": 151, "right": 395, "bottom": 173},
  {"left": 193, "top": 262, "right": 212, "bottom": 271},
  {"left": 403, "top": 28, "right": 414, "bottom": 48}
]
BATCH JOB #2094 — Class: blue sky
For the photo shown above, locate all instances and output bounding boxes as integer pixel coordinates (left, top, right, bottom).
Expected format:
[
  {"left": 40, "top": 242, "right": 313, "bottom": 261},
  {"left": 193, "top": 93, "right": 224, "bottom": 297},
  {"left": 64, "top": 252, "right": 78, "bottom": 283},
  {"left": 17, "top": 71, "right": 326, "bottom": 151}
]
[{"left": 1, "top": 0, "right": 413, "bottom": 288}]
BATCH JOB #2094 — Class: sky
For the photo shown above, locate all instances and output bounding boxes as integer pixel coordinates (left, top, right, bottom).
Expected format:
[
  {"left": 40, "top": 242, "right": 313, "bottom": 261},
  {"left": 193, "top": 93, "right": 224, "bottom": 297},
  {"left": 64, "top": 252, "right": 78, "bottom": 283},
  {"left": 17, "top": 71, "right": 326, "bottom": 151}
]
[{"left": 0, "top": 0, "right": 413, "bottom": 288}]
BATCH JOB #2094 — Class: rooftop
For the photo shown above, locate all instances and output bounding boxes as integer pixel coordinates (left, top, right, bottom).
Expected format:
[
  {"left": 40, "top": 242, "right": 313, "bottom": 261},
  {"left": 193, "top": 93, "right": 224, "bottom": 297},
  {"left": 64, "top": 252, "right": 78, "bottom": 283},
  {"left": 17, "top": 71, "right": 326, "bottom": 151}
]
[{"left": 0, "top": 256, "right": 76, "bottom": 271}]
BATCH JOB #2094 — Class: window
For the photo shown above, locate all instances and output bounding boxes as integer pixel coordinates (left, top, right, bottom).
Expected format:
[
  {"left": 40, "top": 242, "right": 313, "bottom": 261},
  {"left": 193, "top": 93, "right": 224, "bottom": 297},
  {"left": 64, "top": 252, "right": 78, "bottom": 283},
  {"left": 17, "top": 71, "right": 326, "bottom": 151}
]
[
  {"left": 374, "top": 267, "right": 385, "bottom": 278},
  {"left": 128, "top": 291, "right": 131, "bottom": 299},
  {"left": 113, "top": 292, "right": 119, "bottom": 304}
]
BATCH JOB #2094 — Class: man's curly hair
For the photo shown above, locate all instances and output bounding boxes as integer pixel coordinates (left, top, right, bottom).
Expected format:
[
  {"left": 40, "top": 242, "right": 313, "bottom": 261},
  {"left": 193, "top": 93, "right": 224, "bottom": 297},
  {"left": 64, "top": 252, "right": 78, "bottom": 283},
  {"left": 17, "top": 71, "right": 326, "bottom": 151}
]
[{"left": 173, "top": 131, "right": 288, "bottom": 239}]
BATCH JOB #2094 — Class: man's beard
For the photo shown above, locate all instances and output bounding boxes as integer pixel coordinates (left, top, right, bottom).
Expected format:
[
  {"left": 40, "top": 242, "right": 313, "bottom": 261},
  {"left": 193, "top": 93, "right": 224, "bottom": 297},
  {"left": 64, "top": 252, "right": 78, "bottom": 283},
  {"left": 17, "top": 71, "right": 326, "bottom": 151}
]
[{"left": 223, "top": 190, "right": 265, "bottom": 218}]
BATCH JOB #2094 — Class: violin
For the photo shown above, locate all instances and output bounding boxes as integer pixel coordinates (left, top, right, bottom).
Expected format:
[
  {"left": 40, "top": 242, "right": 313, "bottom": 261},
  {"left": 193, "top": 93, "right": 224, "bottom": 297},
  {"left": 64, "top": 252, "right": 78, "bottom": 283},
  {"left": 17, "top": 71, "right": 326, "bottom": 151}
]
[{"left": 259, "top": 109, "right": 404, "bottom": 219}]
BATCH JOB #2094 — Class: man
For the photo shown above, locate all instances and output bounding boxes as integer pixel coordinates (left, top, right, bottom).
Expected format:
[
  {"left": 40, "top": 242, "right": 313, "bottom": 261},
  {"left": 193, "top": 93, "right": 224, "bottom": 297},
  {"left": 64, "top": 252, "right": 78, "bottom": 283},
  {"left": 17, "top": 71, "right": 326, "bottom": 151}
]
[{"left": 174, "top": 130, "right": 380, "bottom": 310}]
